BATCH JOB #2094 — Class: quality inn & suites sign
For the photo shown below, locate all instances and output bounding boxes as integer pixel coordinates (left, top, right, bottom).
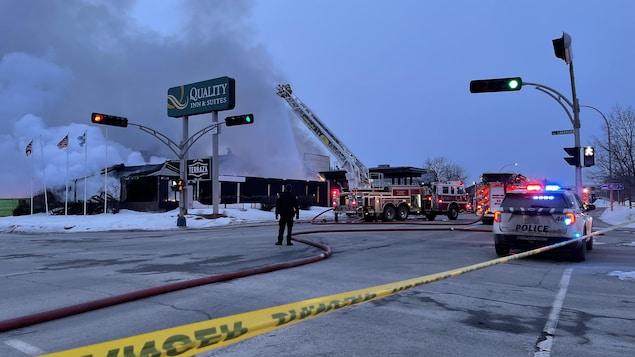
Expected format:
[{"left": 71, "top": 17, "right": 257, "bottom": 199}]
[{"left": 167, "top": 76, "right": 236, "bottom": 117}]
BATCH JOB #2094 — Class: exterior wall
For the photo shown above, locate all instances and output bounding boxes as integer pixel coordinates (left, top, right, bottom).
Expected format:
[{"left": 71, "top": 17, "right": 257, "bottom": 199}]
[{"left": 121, "top": 176, "right": 329, "bottom": 212}]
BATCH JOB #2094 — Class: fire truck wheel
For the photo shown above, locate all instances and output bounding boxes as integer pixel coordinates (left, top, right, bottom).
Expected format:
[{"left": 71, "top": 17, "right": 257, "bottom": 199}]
[
  {"left": 447, "top": 205, "right": 459, "bottom": 220},
  {"left": 396, "top": 205, "right": 409, "bottom": 221},
  {"left": 382, "top": 205, "right": 396, "bottom": 222}
]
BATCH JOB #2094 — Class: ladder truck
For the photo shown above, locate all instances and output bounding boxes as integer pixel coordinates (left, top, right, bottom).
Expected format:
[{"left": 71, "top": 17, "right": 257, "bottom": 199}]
[
  {"left": 276, "top": 84, "right": 469, "bottom": 222},
  {"left": 276, "top": 84, "right": 371, "bottom": 191},
  {"left": 276, "top": 84, "right": 374, "bottom": 219}
]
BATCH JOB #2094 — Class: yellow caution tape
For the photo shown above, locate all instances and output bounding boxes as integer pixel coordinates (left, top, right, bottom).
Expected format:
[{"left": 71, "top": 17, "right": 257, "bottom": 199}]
[{"left": 40, "top": 218, "right": 635, "bottom": 357}]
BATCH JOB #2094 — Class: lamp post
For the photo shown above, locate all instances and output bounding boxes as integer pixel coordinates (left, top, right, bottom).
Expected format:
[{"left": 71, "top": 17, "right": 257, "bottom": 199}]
[
  {"left": 499, "top": 162, "right": 518, "bottom": 172},
  {"left": 580, "top": 105, "right": 611, "bottom": 179},
  {"left": 580, "top": 104, "right": 613, "bottom": 210}
]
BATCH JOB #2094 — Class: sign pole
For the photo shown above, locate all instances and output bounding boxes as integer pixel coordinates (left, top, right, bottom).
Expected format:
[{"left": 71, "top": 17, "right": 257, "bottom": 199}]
[
  {"left": 212, "top": 111, "right": 220, "bottom": 215},
  {"left": 178, "top": 116, "right": 189, "bottom": 227},
  {"left": 167, "top": 76, "right": 236, "bottom": 220}
]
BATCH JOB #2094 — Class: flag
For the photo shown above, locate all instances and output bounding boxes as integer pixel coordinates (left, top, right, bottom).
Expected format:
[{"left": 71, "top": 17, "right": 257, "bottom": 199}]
[
  {"left": 77, "top": 131, "right": 86, "bottom": 147},
  {"left": 25, "top": 140, "right": 33, "bottom": 156},
  {"left": 57, "top": 134, "right": 68, "bottom": 149}
]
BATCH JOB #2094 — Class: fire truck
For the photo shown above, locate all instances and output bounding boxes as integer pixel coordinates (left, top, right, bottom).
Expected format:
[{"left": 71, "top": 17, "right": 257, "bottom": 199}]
[
  {"left": 276, "top": 84, "right": 371, "bottom": 192},
  {"left": 359, "top": 181, "right": 470, "bottom": 222},
  {"left": 475, "top": 172, "right": 528, "bottom": 224},
  {"left": 276, "top": 84, "right": 469, "bottom": 221}
]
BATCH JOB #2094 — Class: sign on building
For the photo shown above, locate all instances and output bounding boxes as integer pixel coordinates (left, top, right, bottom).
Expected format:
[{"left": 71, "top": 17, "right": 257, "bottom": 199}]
[{"left": 187, "top": 158, "right": 211, "bottom": 180}]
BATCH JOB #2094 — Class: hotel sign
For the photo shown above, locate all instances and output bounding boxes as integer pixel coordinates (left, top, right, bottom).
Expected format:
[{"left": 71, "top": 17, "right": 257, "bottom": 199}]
[{"left": 167, "top": 76, "right": 236, "bottom": 117}]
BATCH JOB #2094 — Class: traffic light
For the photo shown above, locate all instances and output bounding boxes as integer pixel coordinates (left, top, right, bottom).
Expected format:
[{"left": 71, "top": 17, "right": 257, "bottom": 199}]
[
  {"left": 177, "top": 179, "right": 184, "bottom": 191},
  {"left": 225, "top": 114, "right": 254, "bottom": 126},
  {"left": 469, "top": 77, "right": 522, "bottom": 93},
  {"left": 91, "top": 113, "right": 128, "bottom": 127},
  {"left": 331, "top": 188, "right": 339, "bottom": 207},
  {"left": 553, "top": 32, "right": 573, "bottom": 64},
  {"left": 583, "top": 146, "right": 595, "bottom": 167},
  {"left": 564, "top": 146, "right": 580, "bottom": 167}
]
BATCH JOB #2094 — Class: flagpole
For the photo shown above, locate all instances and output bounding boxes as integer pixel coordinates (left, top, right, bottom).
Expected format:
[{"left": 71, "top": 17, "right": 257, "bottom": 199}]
[
  {"left": 40, "top": 135, "right": 49, "bottom": 214},
  {"left": 30, "top": 152, "right": 34, "bottom": 215},
  {"left": 29, "top": 140, "right": 34, "bottom": 215},
  {"left": 83, "top": 130, "right": 87, "bottom": 216},
  {"left": 104, "top": 127, "right": 108, "bottom": 214},
  {"left": 65, "top": 133, "right": 69, "bottom": 216}
]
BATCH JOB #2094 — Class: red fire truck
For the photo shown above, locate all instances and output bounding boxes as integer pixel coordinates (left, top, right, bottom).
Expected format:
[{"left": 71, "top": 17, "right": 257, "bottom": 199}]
[
  {"left": 277, "top": 84, "right": 469, "bottom": 222},
  {"left": 475, "top": 172, "right": 528, "bottom": 224},
  {"left": 351, "top": 181, "right": 470, "bottom": 222}
]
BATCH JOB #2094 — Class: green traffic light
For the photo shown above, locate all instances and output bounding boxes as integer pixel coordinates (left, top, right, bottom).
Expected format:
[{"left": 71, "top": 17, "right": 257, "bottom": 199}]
[
  {"left": 246, "top": 115, "right": 252, "bottom": 123},
  {"left": 470, "top": 77, "right": 523, "bottom": 93}
]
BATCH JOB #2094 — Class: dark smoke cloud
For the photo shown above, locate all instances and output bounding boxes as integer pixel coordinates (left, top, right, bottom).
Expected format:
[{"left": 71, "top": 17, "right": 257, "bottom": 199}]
[{"left": 0, "top": 0, "right": 329, "bottom": 198}]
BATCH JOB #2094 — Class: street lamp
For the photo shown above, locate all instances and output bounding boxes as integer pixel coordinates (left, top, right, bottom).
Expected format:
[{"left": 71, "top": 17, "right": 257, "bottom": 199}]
[
  {"left": 499, "top": 162, "right": 518, "bottom": 172},
  {"left": 580, "top": 105, "right": 613, "bottom": 211},
  {"left": 580, "top": 105, "right": 611, "bottom": 179}
]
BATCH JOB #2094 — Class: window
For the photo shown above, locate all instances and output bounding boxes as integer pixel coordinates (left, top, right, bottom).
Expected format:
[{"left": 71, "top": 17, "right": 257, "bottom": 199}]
[{"left": 501, "top": 192, "right": 569, "bottom": 209}]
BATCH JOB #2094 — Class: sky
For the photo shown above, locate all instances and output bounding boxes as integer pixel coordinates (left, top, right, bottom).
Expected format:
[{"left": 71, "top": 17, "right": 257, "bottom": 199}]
[
  {"left": 0, "top": 198, "right": 633, "bottom": 281},
  {"left": 2, "top": 0, "right": 634, "bottom": 200}
]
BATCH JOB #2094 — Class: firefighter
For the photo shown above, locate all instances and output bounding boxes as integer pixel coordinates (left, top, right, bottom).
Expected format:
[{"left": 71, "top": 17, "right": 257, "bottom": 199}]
[{"left": 275, "top": 184, "right": 300, "bottom": 245}]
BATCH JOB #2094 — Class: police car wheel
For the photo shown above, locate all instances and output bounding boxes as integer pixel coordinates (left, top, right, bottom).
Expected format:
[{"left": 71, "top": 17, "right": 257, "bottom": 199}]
[
  {"left": 495, "top": 244, "right": 510, "bottom": 257},
  {"left": 586, "top": 236, "right": 593, "bottom": 251},
  {"left": 572, "top": 241, "right": 586, "bottom": 262}
]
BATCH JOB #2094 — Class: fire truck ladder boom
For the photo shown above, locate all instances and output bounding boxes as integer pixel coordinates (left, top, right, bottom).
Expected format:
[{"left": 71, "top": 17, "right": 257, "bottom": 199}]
[{"left": 276, "top": 84, "right": 370, "bottom": 189}]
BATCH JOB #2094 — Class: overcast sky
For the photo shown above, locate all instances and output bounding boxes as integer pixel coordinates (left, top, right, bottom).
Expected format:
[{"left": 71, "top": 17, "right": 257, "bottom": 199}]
[{"left": 2, "top": 0, "right": 634, "bottom": 198}]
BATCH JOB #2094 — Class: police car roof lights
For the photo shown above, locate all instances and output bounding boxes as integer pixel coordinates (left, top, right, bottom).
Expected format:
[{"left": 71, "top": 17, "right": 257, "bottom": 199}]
[{"left": 525, "top": 183, "right": 562, "bottom": 192}]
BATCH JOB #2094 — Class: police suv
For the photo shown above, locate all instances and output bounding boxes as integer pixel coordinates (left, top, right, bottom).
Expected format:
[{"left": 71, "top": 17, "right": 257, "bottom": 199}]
[{"left": 492, "top": 184, "right": 595, "bottom": 261}]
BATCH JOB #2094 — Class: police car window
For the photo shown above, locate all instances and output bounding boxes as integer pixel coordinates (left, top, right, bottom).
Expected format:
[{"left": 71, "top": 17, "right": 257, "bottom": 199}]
[
  {"left": 565, "top": 194, "right": 580, "bottom": 208},
  {"left": 501, "top": 193, "right": 569, "bottom": 209}
]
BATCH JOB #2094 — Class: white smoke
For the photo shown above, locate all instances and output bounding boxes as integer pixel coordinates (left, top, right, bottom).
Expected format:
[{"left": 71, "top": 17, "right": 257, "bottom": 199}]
[{"left": 0, "top": 0, "right": 331, "bottom": 199}]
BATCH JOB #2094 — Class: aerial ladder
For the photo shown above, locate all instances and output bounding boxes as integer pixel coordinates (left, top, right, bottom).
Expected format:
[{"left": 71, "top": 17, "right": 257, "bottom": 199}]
[{"left": 276, "top": 84, "right": 371, "bottom": 190}]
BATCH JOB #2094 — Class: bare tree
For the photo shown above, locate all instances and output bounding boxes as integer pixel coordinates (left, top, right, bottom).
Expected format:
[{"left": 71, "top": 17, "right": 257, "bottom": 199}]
[
  {"left": 423, "top": 156, "right": 468, "bottom": 182},
  {"left": 589, "top": 105, "right": 635, "bottom": 200}
]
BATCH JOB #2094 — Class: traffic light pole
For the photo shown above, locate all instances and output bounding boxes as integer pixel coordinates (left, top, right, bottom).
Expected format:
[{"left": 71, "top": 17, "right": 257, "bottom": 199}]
[
  {"left": 523, "top": 81, "right": 582, "bottom": 197},
  {"left": 126, "top": 121, "right": 222, "bottom": 226},
  {"left": 568, "top": 60, "right": 583, "bottom": 198}
]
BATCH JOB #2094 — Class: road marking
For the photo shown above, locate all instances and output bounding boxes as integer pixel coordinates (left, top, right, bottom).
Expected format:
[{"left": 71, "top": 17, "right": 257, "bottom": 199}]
[
  {"left": 4, "top": 339, "right": 45, "bottom": 356},
  {"left": 534, "top": 268, "right": 573, "bottom": 356}
]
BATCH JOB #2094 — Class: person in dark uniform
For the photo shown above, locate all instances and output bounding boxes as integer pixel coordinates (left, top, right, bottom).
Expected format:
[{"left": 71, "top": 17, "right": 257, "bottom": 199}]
[{"left": 275, "top": 184, "right": 299, "bottom": 245}]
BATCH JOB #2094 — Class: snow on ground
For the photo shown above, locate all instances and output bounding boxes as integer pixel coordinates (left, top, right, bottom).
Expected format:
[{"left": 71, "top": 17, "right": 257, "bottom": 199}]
[
  {"left": 0, "top": 202, "right": 332, "bottom": 233},
  {"left": 0, "top": 199, "right": 633, "bottom": 280}
]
